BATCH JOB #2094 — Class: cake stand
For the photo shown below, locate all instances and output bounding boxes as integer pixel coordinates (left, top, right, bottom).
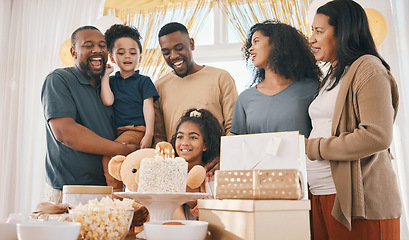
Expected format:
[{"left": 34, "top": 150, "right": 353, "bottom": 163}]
[
  {"left": 115, "top": 192, "right": 209, "bottom": 239},
  {"left": 114, "top": 192, "right": 209, "bottom": 221}
]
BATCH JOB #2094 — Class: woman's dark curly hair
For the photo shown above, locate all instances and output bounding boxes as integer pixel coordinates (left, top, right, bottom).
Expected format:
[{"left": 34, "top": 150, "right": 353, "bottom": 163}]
[
  {"left": 104, "top": 24, "right": 142, "bottom": 54},
  {"left": 243, "top": 20, "right": 322, "bottom": 87},
  {"left": 170, "top": 108, "right": 224, "bottom": 165}
]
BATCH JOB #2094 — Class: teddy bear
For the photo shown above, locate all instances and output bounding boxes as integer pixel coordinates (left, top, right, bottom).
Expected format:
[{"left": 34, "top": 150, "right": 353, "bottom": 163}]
[{"left": 108, "top": 141, "right": 206, "bottom": 192}]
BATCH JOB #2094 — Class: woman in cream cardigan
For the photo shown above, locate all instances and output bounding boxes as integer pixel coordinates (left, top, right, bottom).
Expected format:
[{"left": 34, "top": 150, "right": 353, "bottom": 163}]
[{"left": 305, "top": 0, "right": 401, "bottom": 239}]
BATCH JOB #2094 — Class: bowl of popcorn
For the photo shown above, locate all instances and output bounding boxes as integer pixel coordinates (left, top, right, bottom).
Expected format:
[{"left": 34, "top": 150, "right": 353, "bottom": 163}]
[
  {"left": 144, "top": 220, "right": 208, "bottom": 240},
  {"left": 72, "top": 197, "right": 134, "bottom": 240}
]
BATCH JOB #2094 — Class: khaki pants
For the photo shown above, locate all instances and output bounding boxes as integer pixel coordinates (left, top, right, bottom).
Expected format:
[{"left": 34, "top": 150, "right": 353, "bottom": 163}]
[
  {"left": 311, "top": 194, "right": 400, "bottom": 240},
  {"left": 102, "top": 125, "right": 146, "bottom": 192}
]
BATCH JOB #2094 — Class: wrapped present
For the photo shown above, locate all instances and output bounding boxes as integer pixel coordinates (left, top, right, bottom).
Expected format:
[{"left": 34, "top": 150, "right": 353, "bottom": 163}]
[
  {"left": 214, "top": 169, "right": 303, "bottom": 200},
  {"left": 198, "top": 198, "right": 311, "bottom": 240},
  {"left": 220, "top": 131, "right": 308, "bottom": 199}
]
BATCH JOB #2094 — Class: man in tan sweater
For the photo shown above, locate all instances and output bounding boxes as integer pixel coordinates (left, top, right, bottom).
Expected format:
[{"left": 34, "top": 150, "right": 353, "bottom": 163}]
[
  {"left": 154, "top": 22, "right": 238, "bottom": 174},
  {"left": 154, "top": 22, "right": 238, "bottom": 145}
]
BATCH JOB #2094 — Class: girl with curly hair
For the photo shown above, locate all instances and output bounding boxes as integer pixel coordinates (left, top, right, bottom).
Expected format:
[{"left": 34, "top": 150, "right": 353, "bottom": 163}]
[
  {"left": 170, "top": 108, "right": 223, "bottom": 220},
  {"left": 231, "top": 20, "right": 321, "bottom": 137},
  {"left": 171, "top": 108, "right": 223, "bottom": 171}
]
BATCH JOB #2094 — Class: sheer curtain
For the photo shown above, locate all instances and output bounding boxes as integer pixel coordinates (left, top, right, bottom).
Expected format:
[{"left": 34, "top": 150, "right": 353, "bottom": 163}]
[
  {"left": 387, "top": 0, "right": 409, "bottom": 238},
  {"left": 0, "top": 0, "right": 105, "bottom": 219},
  {"left": 218, "top": 0, "right": 310, "bottom": 42}
]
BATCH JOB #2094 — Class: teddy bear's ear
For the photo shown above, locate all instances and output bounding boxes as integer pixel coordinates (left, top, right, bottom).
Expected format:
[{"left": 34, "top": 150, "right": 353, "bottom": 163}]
[
  {"left": 187, "top": 165, "right": 206, "bottom": 189},
  {"left": 108, "top": 155, "right": 126, "bottom": 181}
]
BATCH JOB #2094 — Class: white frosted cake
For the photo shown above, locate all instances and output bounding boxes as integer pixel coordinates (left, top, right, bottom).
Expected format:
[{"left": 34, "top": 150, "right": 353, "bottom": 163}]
[{"left": 138, "top": 156, "right": 188, "bottom": 192}]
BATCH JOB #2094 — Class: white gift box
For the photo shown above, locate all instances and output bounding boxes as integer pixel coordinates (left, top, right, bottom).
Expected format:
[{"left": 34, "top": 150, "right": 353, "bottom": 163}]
[
  {"left": 220, "top": 131, "right": 308, "bottom": 199},
  {"left": 198, "top": 199, "right": 311, "bottom": 240}
]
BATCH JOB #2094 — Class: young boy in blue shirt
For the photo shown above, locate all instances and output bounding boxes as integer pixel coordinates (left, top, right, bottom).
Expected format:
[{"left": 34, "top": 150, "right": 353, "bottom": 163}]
[{"left": 101, "top": 24, "right": 159, "bottom": 192}]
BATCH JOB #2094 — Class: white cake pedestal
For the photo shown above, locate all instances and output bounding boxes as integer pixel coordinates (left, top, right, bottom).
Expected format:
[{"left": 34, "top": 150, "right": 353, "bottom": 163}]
[
  {"left": 114, "top": 192, "right": 208, "bottom": 239},
  {"left": 114, "top": 192, "right": 209, "bottom": 221}
]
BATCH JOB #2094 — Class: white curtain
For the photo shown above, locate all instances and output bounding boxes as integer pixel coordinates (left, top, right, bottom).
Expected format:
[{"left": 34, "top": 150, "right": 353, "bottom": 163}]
[
  {"left": 387, "top": 0, "right": 409, "bottom": 238},
  {"left": 0, "top": 0, "right": 105, "bottom": 218}
]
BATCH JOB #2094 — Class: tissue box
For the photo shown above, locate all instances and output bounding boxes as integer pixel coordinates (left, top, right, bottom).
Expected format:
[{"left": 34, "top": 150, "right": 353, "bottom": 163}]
[
  {"left": 214, "top": 169, "right": 303, "bottom": 200},
  {"left": 198, "top": 199, "right": 311, "bottom": 240}
]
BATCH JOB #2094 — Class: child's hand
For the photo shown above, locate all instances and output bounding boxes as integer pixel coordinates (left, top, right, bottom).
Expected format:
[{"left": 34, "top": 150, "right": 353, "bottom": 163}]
[
  {"left": 189, "top": 204, "right": 199, "bottom": 218},
  {"left": 103, "top": 64, "right": 114, "bottom": 79},
  {"left": 140, "top": 134, "right": 153, "bottom": 149},
  {"left": 131, "top": 202, "right": 149, "bottom": 227},
  {"left": 100, "top": 64, "right": 115, "bottom": 106},
  {"left": 188, "top": 193, "right": 212, "bottom": 217}
]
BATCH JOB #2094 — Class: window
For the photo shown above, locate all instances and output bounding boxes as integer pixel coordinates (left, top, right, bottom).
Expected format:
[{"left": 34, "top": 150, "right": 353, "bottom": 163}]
[
  {"left": 139, "top": 5, "right": 252, "bottom": 92},
  {"left": 194, "top": 5, "right": 251, "bottom": 94}
]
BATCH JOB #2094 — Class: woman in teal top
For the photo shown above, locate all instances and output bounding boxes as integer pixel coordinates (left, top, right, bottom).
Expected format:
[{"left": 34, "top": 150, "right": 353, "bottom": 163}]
[{"left": 231, "top": 20, "right": 321, "bottom": 137}]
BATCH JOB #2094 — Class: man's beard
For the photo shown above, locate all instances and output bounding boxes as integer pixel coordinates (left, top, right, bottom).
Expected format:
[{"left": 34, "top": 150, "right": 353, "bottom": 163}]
[
  {"left": 170, "top": 57, "right": 191, "bottom": 78},
  {"left": 174, "top": 70, "right": 189, "bottom": 78},
  {"left": 80, "top": 55, "right": 106, "bottom": 80}
]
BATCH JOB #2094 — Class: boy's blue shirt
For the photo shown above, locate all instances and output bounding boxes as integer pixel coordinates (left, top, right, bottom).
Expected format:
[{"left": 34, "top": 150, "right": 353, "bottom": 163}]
[{"left": 109, "top": 70, "right": 159, "bottom": 128}]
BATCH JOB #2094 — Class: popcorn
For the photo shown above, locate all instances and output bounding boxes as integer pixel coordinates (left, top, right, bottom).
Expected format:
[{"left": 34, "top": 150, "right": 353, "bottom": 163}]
[{"left": 72, "top": 196, "right": 134, "bottom": 240}]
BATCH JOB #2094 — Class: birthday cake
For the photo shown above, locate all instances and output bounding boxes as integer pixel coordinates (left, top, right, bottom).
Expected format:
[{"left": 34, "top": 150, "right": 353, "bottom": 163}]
[{"left": 137, "top": 155, "right": 188, "bottom": 192}]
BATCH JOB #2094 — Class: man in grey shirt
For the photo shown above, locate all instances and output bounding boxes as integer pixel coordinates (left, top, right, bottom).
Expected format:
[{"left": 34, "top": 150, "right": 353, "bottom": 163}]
[{"left": 41, "top": 26, "right": 137, "bottom": 200}]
